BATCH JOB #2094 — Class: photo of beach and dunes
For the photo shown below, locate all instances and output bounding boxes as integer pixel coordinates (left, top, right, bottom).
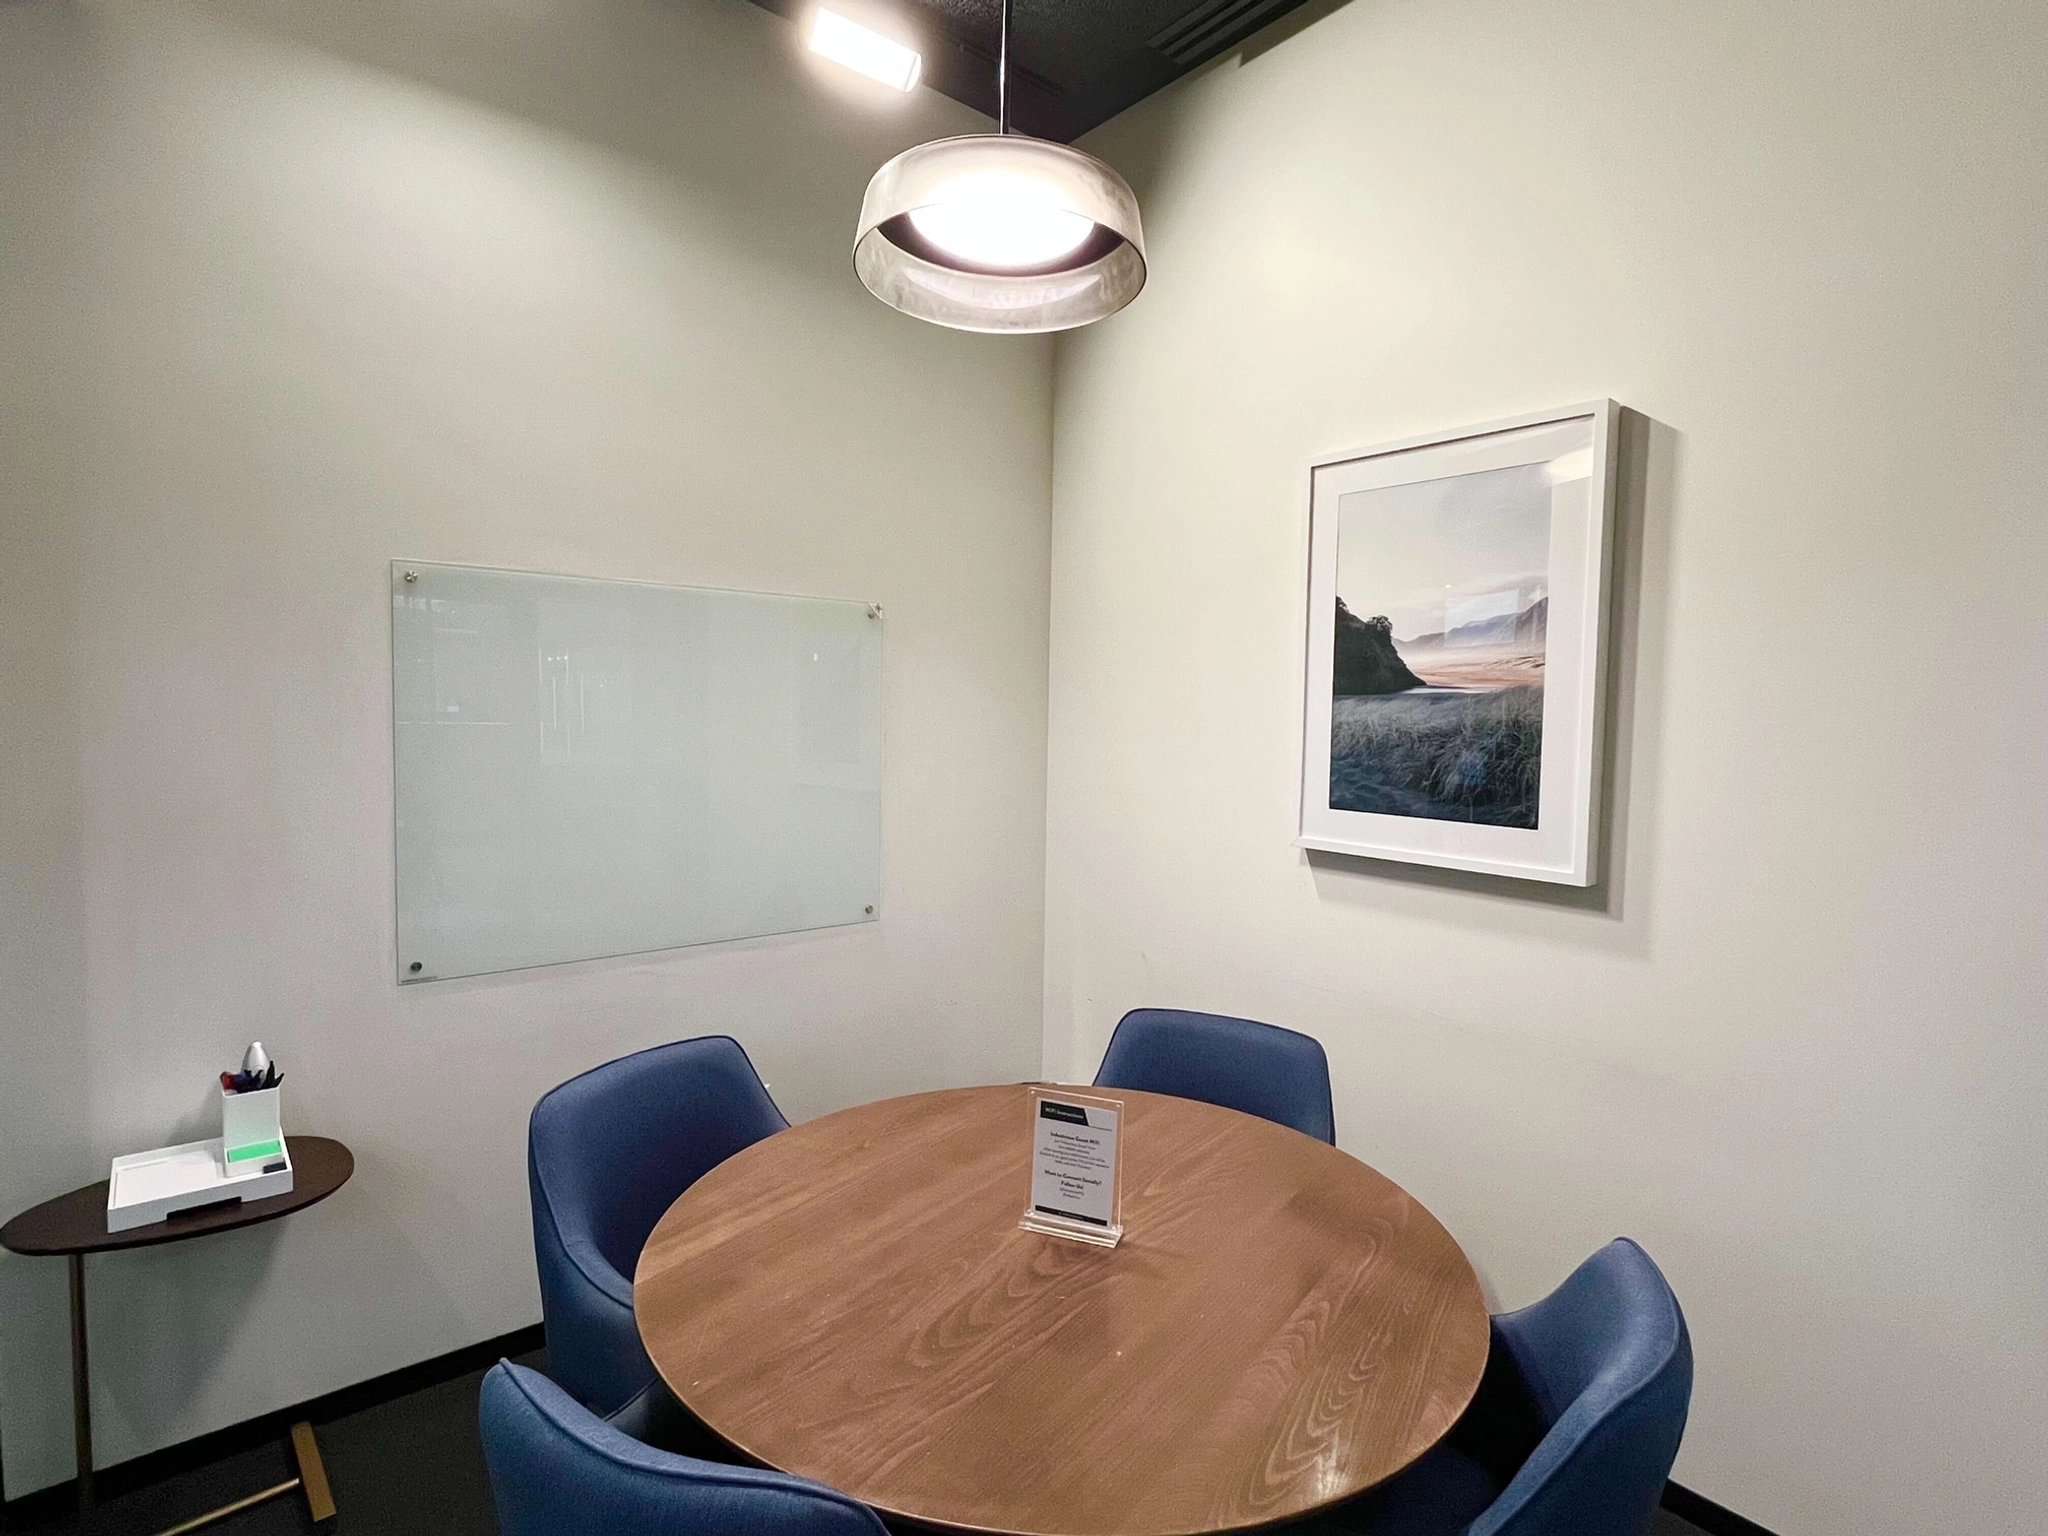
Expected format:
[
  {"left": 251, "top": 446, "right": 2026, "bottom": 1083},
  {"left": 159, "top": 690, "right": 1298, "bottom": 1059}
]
[{"left": 1328, "top": 459, "right": 1569, "bottom": 828}]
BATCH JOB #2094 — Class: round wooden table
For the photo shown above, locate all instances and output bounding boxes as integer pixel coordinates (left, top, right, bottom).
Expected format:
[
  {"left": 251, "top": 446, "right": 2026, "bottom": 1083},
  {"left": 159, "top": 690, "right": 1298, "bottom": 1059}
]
[{"left": 635, "top": 1086, "right": 1487, "bottom": 1536}]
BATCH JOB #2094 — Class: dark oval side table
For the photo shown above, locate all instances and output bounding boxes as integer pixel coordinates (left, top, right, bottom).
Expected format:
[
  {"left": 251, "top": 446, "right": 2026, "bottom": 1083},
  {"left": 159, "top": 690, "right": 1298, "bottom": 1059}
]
[{"left": 1, "top": 1136, "right": 353, "bottom": 1531}]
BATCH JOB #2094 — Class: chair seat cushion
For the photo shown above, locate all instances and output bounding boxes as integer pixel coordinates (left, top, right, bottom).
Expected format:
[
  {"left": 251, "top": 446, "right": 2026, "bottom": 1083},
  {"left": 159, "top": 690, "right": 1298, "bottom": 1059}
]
[{"left": 1305, "top": 1441, "right": 1504, "bottom": 1536}]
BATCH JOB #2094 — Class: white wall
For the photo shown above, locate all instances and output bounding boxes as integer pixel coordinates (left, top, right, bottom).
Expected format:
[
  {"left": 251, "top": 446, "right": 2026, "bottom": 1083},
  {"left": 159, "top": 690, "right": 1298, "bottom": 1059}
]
[
  {"left": 0, "top": 0, "right": 1049, "bottom": 1495},
  {"left": 1045, "top": 3, "right": 2046, "bottom": 1533}
]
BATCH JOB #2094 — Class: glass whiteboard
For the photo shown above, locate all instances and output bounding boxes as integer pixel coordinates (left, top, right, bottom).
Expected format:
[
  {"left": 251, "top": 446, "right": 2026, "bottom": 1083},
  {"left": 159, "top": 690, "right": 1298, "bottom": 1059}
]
[{"left": 392, "top": 562, "right": 882, "bottom": 983}]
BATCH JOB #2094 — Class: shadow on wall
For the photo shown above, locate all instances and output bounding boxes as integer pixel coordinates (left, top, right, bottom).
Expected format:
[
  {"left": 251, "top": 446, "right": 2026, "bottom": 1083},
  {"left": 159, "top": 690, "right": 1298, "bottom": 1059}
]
[
  {"left": 1240, "top": 0, "right": 1362, "bottom": 65},
  {"left": 1085, "top": 0, "right": 1362, "bottom": 193},
  {"left": 81, "top": 1093, "right": 286, "bottom": 1459},
  {"left": 1306, "top": 409, "right": 1679, "bottom": 956},
  {"left": 0, "top": 293, "right": 93, "bottom": 1495},
  {"left": 72, "top": 1150, "right": 477, "bottom": 1479},
  {"left": 196, "top": 0, "right": 975, "bottom": 294}
]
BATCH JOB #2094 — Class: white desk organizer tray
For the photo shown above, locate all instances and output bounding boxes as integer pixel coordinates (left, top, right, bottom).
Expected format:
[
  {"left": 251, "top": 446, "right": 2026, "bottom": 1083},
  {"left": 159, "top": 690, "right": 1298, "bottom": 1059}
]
[{"left": 107, "top": 1137, "right": 294, "bottom": 1232}]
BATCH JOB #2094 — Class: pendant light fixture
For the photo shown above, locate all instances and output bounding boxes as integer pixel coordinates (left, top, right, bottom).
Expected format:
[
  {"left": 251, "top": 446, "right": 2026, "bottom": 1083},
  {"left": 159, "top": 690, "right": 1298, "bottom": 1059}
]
[{"left": 853, "top": 0, "right": 1146, "bottom": 333}]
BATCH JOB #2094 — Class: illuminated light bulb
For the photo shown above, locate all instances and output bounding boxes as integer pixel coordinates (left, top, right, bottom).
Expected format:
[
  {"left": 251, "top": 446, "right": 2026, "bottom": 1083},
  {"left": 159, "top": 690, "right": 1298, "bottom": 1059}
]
[{"left": 906, "top": 177, "right": 1094, "bottom": 269}]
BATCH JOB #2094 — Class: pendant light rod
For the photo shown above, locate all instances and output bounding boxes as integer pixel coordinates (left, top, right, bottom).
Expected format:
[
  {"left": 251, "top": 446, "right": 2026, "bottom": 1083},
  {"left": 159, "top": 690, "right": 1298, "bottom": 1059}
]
[{"left": 997, "top": 0, "right": 1012, "bottom": 135}]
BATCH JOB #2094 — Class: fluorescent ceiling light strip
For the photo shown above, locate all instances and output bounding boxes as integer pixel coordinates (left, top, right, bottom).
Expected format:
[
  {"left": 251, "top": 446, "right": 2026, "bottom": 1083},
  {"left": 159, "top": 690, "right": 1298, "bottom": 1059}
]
[{"left": 809, "top": 9, "right": 922, "bottom": 92}]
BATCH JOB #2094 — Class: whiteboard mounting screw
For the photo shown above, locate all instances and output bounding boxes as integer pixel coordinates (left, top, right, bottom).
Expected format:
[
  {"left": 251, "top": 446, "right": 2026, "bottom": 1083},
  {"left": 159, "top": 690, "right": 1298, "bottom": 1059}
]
[
  {"left": 867, "top": 604, "right": 880, "bottom": 618},
  {"left": 864, "top": 905, "right": 874, "bottom": 915},
  {"left": 403, "top": 570, "right": 418, "bottom": 583}
]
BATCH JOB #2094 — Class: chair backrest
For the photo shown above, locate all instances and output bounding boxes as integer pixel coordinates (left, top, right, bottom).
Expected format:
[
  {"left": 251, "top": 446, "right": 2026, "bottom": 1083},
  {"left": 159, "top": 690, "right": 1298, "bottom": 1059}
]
[
  {"left": 1093, "top": 1008, "right": 1336, "bottom": 1143},
  {"left": 531, "top": 1035, "right": 788, "bottom": 1284},
  {"left": 1470, "top": 1239, "right": 1693, "bottom": 1536},
  {"left": 480, "top": 1362, "right": 889, "bottom": 1536},
  {"left": 529, "top": 1036, "right": 787, "bottom": 1408}
]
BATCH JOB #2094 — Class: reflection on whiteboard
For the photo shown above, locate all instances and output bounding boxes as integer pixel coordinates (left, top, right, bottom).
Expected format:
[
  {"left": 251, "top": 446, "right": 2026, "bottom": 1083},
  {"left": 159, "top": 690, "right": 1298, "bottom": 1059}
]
[{"left": 392, "top": 561, "right": 882, "bottom": 983}]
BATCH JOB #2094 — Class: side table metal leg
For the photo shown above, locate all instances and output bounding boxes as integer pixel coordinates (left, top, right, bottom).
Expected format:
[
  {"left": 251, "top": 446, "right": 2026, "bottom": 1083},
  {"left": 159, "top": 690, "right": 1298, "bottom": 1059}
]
[
  {"left": 289, "top": 1421, "right": 336, "bottom": 1524},
  {"left": 68, "top": 1254, "right": 92, "bottom": 1516},
  {"left": 147, "top": 1422, "right": 335, "bottom": 1536}
]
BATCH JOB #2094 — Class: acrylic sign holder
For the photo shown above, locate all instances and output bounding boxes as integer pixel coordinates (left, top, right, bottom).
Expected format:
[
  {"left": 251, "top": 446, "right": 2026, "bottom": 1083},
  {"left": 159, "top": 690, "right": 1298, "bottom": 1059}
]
[{"left": 1021, "top": 1087, "right": 1125, "bottom": 1248}]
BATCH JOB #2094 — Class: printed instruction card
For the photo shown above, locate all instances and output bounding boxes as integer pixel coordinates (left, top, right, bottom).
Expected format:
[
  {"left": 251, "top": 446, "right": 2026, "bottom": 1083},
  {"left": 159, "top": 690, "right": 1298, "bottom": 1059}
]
[{"left": 1022, "top": 1088, "right": 1124, "bottom": 1247}]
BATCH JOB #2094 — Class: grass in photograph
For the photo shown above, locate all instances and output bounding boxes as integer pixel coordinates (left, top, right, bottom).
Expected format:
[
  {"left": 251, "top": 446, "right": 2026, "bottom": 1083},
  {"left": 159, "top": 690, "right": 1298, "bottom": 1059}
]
[{"left": 1330, "top": 686, "right": 1543, "bottom": 826}]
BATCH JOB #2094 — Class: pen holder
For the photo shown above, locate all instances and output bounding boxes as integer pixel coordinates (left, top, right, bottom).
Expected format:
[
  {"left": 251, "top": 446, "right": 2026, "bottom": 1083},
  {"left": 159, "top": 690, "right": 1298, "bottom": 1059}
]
[{"left": 220, "top": 1084, "right": 284, "bottom": 1168}]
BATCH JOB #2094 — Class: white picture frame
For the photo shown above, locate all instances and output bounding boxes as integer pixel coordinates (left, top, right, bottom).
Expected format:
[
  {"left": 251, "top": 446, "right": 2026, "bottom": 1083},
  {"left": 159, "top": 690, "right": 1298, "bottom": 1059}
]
[{"left": 1296, "top": 400, "right": 1620, "bottom": 885}]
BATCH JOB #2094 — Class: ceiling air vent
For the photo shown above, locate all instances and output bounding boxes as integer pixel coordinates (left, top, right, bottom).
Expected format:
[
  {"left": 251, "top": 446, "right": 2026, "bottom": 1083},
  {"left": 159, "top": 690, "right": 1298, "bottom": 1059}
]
[{"left": 1148, "top": 0, "right": 1299, "bottom": 66}]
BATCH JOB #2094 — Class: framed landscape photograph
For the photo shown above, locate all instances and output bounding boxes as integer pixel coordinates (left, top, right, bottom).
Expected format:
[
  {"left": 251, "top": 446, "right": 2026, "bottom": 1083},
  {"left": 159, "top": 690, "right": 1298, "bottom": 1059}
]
[{"left": 1297, "top": 401, "right": 1620, "bottom": 885}]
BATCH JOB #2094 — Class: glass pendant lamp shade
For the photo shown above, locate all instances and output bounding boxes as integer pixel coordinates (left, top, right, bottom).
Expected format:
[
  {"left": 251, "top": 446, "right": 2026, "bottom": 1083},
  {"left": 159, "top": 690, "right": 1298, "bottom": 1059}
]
[{"left": 854, "top": 135, "right": 1147, "bottom": 333}]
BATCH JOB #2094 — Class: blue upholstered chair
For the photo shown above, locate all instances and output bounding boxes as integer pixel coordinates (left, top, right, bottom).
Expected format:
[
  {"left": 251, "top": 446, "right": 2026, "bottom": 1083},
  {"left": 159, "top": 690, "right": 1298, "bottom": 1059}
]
[
  {"left": 1093, "top": 1008, "right": 1337, "bottom": 1144},
  {"left": 528, "top": 1036, "right": 788, "bottom": 1415},
  {"left": 481, "top": 1361, "right": 888, "bottom": 1536},
  {"left": 1316, "top": 1239, "right": 1692, "bottom": 1536}
]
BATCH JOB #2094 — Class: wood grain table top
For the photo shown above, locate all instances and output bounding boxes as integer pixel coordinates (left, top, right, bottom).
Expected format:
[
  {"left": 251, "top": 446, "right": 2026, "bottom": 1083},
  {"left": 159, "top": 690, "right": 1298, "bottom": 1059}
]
[
  {"left": 635, "top": 1085, "right": 1487, "bottom": 1536},
  {"left": 0, "top": 1137, "right": 354, "bottom": 1257}
]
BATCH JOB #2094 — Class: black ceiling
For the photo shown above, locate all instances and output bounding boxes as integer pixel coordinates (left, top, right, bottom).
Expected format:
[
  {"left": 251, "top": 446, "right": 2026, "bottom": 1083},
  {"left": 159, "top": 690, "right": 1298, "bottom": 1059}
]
[{"left": 749, "top": 0, "right": 1317, "bottom": 142}]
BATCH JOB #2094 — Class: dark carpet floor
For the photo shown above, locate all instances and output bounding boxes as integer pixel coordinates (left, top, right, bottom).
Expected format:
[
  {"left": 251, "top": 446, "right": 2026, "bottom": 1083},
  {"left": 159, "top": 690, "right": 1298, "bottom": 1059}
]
[
  {"left": 6, "top": 1347, "right": 1712, "bottom": 1536},
  {"left": 8, "top": 1347, "right": 546, "bottom": 1536}
]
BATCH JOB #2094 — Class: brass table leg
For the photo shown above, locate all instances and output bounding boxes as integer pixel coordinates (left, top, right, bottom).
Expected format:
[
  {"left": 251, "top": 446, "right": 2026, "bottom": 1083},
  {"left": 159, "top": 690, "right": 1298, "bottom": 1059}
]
[
  {"left": 291, "top": 1421, "right": 337, "bottom": 1523},
  {"left": 149, "top": 1420, "right": 335, "bottom": 1536},
  {"left": 51, "top": 1253, "right": 334, "bottom": 1534}
]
